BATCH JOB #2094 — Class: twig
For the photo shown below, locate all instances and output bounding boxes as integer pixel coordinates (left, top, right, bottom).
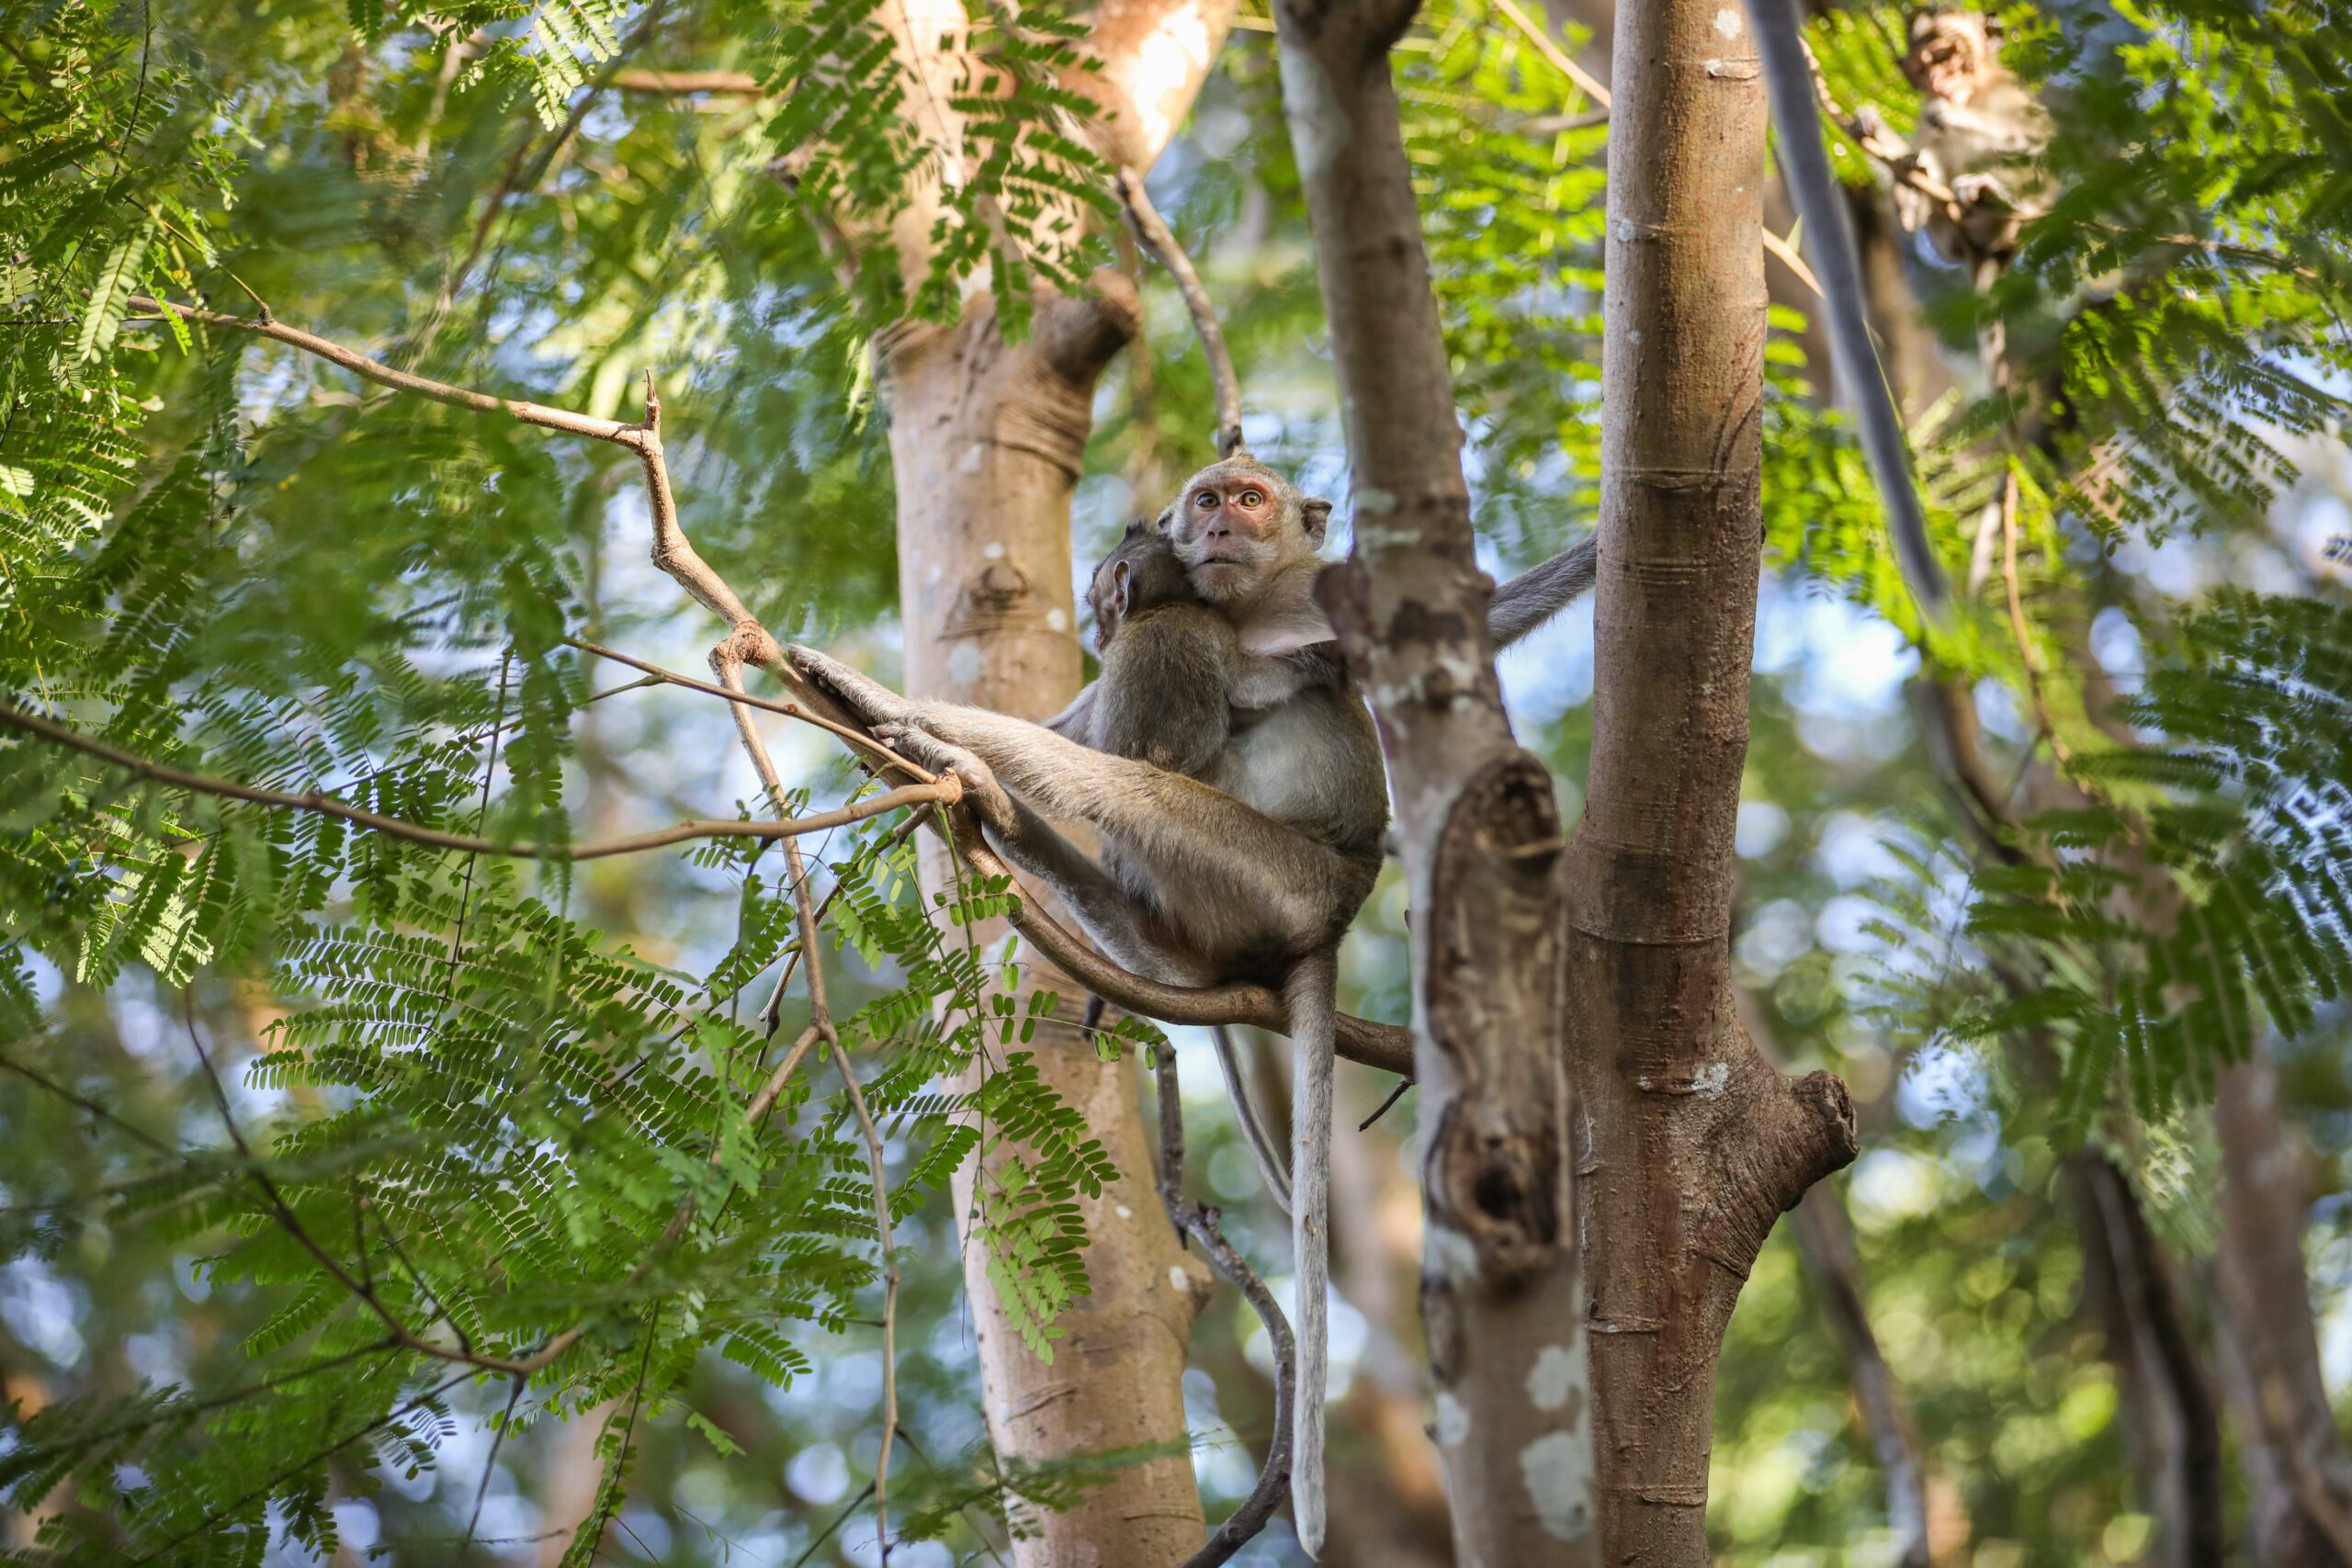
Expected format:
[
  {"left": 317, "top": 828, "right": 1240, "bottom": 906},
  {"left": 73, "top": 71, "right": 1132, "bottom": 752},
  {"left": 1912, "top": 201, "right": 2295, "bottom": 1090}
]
[
  {"left": 744, "top": 1025, "right": 826, "bottom": 1128},
  {"left": 1115, "top": 168, "right": 1245, "bottom": 458},
  {"left": 716, "top": 648, "right": 896, "bottom": 1562},
  {"left": 1997, "top": 468, "right": 2071, "bottom": 767},
  {"left": 180, "top": 998, "right": 574, "bottom": 1378},
  {"left": 1490, "top": 0, "right": 1611, "bottom": 110},
  {"left": 759, "top": 808, "right": 933, "bottom": 1040},
  {"left": 124, "top": 296, "right": 760, "bottom": 637},
  {"left": 0, "top": 1054, "right": 178, "bottom": 1158},
  {"left": 789, "top": 1483, "right": 878, "bottom": 1568},
  {"left": 1356, "top": 1077, "right": 1411, "bottom": 1132},
  {"left": 608, "top": 68, "right": 763, "bottom": 94},
  {"left": 1148, "top": 1041, "right": 1295, "bottom": 1568},
  {"left": 571, "top": 635, "right": 931, "bottom": 782},
  {"left": 0, "top": 698, "right": 956, "bottom": 862},
  {"left": 831, "top": 1039, "right": 899, "bottom": 1565}
]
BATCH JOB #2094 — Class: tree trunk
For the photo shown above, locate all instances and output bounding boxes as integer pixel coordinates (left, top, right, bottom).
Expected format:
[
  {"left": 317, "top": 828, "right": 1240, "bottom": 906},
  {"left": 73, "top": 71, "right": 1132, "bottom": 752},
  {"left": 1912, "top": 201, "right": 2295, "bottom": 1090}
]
[
  {"left": 884, "top": 286, "right": 1227, "bottom": 1568},
  {"left": 2211, "top": 1043, "right": 2352, "bottom": 1568},
  {"left": 1572, "top": 0, "right": 1858, "bottom": 1558},
  {"left": 1271, "top": 0, "right": 1602, "bottom": 1559},
  {"left": 846, "top": 3, "right": 1238, "bottom": 1558}
]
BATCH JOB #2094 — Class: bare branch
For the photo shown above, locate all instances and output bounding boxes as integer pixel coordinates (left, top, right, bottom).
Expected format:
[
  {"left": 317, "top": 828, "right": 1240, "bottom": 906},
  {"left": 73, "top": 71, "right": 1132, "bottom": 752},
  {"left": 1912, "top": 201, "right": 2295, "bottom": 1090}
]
[
  {"left": 830, "top": 1038, "right": 900, "bottom": 1563},
  {"left": 125, "top": 297, "right": 760, "bottom": 632},
  {"left": 572, "top": 636, "right": 935, "bottom": 782},
  {"left": 1116, "top": 167, "right": 1245, "bottom": 458},
  {"left": 0, "top": 700, "right": 957, "bottom": 863},
  {"left": 1148, "top": 1042, "right": 1295, "bottom": 1568},
  {"left": 1491, "top": 0, "right": 1612, "bottom": 109}
]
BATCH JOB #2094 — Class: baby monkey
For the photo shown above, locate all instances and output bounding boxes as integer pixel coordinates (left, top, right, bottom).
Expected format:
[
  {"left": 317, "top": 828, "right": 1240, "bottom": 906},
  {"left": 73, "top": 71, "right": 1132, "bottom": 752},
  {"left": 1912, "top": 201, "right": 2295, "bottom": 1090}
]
[
  {"left": 1081, "top": 523, "right": 1299, "bottom": 1213},
  {"left": 1085, "top": 521, "right": 1238, "bottom": 775}
]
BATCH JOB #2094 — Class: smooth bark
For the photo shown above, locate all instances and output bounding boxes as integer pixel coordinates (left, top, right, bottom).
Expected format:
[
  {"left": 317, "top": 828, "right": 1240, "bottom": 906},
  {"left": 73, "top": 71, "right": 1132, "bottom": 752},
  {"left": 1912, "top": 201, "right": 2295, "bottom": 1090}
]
[
  {"left": 1572, "top": 0, "right": 1857, "bottom": 1557},
  {"left": 1272, "top": 0, "right": 1602, "bottom": 1559},
  {"left": 860, "top": 6, "right": 1239, "bottom": 1563}
]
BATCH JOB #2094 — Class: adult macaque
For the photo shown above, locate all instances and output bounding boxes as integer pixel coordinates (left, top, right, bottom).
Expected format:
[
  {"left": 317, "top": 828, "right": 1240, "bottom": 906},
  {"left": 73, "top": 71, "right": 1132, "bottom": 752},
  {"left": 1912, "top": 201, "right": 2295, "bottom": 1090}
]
[
  {"left": 791, "top": 454, "right": 1596, "bottom": 1557},
  {"left": 1080, "top": 521, "right": 1303, "bottom": 1213}
]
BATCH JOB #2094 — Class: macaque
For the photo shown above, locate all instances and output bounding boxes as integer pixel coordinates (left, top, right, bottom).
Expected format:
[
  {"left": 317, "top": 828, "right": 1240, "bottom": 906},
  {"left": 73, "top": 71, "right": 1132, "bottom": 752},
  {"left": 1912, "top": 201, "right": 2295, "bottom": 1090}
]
[
  {"left": 1895, "top": 7, "right": 2053, "bottom": 272},
  {"left": 1080, "top": 522, "right": 1301, "bottom": 1213},
  {"left": 791, "top": 454, "right": 1598, "bottom": 1558}
]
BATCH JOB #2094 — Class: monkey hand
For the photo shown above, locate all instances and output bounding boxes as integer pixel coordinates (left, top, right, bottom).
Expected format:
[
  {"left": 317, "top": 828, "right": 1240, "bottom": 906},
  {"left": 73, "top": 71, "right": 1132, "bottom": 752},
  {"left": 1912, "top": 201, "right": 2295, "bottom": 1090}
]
[
  {"left": 787, "top": 645, "right": 915, "bottom": 730},
  {"left": 1951, "top": 170, "right": 2018, "bottom": 212},
  {"left": 873, "top": 721, "right": 1017, "bottom": 836}
]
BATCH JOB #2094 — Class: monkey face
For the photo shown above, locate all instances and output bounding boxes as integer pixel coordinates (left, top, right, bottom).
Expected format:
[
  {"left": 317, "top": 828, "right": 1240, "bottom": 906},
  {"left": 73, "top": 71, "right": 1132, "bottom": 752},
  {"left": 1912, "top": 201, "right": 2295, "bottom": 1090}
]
[
  {"left": 1903, "top": 10, "right": 1997, "bottom": 103},
  {"left": 1161, "top": 458, "right": 1330, "bottom": 604}
]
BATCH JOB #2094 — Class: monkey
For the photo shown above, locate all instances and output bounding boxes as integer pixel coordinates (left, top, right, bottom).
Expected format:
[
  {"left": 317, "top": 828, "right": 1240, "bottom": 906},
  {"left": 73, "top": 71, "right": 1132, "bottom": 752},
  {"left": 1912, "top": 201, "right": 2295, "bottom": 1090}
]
[
  {"left": 1894, "top": 8, "right": 2053, "bottom": 273},
  {"left": 1747, "top": 0, "right": 1954, "bottom": 615},
  {"left": 1077, "top": 521, "right": 1304, "bottom": 1212},
  {"left": 791, "top": 454, "right": 1598, "bottom": 1558}
]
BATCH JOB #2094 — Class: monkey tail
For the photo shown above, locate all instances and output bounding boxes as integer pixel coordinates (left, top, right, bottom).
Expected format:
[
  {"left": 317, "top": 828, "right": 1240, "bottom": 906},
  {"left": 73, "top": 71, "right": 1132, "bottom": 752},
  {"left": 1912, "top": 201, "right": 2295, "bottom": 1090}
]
[
  {"left": 1211, "top": 1025, "right": 1294, "bottom": 1214},
  {"left": 1285, "top": 948, "right": 1338, "bottom": 1560}
]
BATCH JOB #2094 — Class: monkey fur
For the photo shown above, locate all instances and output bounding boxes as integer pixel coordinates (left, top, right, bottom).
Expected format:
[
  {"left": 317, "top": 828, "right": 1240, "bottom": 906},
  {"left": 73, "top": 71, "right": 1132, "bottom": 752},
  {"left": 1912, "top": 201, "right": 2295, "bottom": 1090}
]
[
  {"left": 1897, "top": 8, "right": 2052, "bottom": 270},
  {"left": 791, "top": 454, "right": 1597, "bottom": 1558},
  {"left": 1078, "top": 524, "right": 1305, "bottom": 1213}
]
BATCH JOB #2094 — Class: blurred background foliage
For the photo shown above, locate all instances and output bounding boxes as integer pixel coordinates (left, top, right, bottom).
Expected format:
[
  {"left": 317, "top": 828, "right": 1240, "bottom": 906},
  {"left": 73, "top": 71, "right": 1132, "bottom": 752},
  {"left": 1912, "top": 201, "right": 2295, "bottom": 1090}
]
[{"left": 1, "top": 0, "right": 2348, "bottom": 1562}]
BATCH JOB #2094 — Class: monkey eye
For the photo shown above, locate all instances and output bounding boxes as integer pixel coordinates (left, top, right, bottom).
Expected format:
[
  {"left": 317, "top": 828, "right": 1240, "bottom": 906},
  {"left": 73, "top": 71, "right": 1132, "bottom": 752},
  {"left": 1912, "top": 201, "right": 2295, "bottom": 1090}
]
[
  {"left": 1193, "top": 491, "right": 1216, "bottom": 508},
  {"left": 1238, "top": 489, "right": 1265, "bottom": 507}
]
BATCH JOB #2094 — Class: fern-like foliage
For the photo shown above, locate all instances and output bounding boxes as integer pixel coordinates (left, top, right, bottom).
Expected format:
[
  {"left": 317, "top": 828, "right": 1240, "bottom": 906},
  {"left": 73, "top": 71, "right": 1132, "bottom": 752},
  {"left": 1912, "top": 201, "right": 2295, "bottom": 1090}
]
[
  {"left": 1867, "top": 592, "right": 2352, "bottom": 1136},
  {"left": 0, "top": 6, "right": 1129, "bottom": 1559}
]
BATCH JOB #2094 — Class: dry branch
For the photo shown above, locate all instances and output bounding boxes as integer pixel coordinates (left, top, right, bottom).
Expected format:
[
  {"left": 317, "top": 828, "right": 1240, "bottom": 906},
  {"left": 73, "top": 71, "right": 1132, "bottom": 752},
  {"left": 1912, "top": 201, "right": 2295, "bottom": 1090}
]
[
  {"left": 0, "top": 699, "right": 956, "bottom": 862},
  {"left": 1148, "top": 1042, "right": 1295, "bottom": 1568},
  {"left": 1115, "top": 167, "right": 1245, "bottom": 458}
]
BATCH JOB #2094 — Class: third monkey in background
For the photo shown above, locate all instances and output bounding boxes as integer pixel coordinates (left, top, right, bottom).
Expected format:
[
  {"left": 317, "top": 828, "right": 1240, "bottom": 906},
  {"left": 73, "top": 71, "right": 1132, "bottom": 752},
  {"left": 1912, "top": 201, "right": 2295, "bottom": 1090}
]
[{"left": 1895, "top": 7, "right": 2053, "bottom": 275}]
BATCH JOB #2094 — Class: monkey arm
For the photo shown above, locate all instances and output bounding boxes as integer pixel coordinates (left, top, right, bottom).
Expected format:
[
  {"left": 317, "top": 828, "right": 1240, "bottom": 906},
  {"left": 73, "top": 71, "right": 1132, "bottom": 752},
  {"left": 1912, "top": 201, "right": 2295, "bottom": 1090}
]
[{"left": 1487, "top": 535, "right": 1598, "bottom": 649}]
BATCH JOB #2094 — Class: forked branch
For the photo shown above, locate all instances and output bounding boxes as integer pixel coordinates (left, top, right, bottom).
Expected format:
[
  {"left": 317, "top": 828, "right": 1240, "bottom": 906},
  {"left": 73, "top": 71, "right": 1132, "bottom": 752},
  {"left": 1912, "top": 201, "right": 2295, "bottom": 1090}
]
[{"left": 1116, "top": 167, "right": 1245, "bottom": 458}]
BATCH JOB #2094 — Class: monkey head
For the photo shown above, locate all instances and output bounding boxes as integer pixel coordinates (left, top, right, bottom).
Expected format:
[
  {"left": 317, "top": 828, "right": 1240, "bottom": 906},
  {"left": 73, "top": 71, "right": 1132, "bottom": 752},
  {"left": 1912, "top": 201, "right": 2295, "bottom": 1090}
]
[
  {"left": 1086, "top": 522, "right": 1199, "bottom": 651},
  {"left": 1157, "top": 456, "right": 1332, "bottom": 608},
  {"left": 1903, "top": 8, "right": 2005, "bottom": 105}
]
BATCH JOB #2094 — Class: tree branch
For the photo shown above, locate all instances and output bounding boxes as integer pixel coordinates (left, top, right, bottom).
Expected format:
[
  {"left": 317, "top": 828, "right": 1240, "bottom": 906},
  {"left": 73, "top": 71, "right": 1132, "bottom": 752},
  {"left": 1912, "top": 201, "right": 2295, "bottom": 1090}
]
[
  {"left": 1115, "top": 167, "right": 1244, "bottom": 458},
  {"left": 1148, "top": 1042, "right": 1295, "bottom": 1568},
  {"left": 607, "top": 68, "right": 763, "bottom": 94},
  {"left": 0, "top": 699, "right": 957, "bottom": 863}
]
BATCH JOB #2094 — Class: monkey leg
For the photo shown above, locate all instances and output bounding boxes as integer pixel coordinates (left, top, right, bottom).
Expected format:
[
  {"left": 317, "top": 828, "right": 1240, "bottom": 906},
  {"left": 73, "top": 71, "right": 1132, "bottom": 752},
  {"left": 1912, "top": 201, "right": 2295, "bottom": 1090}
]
[
  {"left": 878, "top": 716, "right": 1212, "bottom": 985},
  {"left": 792, "top": 646, "right": 1361, "bottom": 958}
]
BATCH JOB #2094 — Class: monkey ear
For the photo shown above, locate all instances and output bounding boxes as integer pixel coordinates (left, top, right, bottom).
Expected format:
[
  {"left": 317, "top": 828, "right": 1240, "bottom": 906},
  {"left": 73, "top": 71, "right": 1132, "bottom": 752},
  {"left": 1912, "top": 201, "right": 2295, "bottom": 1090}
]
[
  {"left": 1301, "top": 496, "right": 1333, "bottom": 544},
  {"left": 1151, "top": 502, "right": 1175, "bottom": 534},
  {"left": 1112, "top": 558, "right": 1136, "bottom": 619},
  {"left": 1981, "top": 12, "right": 2006, "bottom": 44}
]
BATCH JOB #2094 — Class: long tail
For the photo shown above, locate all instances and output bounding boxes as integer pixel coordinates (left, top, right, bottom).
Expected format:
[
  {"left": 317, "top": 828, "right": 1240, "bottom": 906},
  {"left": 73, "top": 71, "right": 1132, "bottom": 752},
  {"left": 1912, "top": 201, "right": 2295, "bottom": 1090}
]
[
  {"left": 1285, "top": 949, "right": 1338, "bottom": 1560},
  {"left": 1212, "top": 1024, "right": 1294, "bottom": 1214}
]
